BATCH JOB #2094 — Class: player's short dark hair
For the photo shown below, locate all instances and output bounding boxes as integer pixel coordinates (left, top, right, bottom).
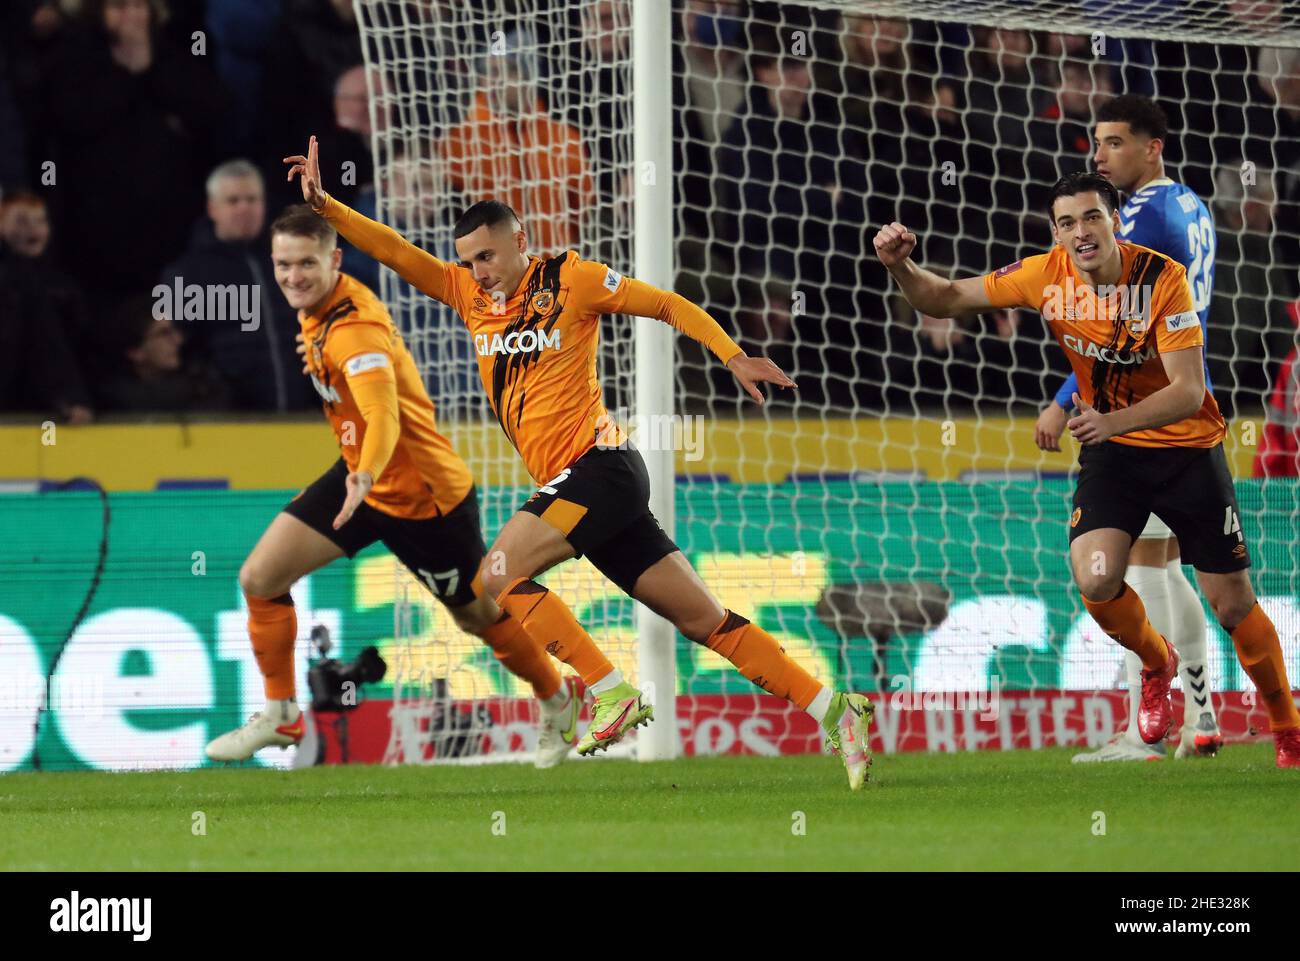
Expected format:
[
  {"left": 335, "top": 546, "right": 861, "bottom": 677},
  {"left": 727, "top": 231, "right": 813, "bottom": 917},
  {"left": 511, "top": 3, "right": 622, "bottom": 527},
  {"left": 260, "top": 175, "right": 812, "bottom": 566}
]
[
  {"left": 1048, "top": 171, "right": 1121, "bottom": 222},
  {"left": 454, "top": 200, "right": 520, "bottom": 238},
  {"left": 1096, "top": 94, "right": 1169, "bottom": 143},
  {"left": 270, "top": 204, "right": 336, "bottom": 247}
]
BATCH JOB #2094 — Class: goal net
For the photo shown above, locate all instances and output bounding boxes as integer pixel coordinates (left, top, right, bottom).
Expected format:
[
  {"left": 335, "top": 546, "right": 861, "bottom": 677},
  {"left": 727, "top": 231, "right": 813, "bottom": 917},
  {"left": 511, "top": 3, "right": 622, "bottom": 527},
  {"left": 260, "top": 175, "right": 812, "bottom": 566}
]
[{"left": 352, "top": 0, "right": 1300, "bottom": 763}]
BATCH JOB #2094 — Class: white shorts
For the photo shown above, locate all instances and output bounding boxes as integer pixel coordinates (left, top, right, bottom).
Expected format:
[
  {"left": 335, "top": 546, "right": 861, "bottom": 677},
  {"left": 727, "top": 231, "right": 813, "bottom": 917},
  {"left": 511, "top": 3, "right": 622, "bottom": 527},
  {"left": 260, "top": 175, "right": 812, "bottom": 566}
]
[{"left": 1138, "top": 513, "right": 1173, "bottom": 540}]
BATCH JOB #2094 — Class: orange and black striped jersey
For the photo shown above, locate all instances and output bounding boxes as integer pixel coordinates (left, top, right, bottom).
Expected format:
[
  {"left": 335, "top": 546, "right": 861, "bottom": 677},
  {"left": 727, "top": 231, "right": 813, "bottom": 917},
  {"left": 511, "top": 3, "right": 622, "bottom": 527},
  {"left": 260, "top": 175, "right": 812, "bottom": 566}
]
[
  {"left": 319, "top": 197, "right": 743, "bottom": 484},
  {"left": 983, "top": 242, "right": 1225, "bottom": 448},
  {"left": 299, "top": 273, "right": 473, "bottom": 518}
]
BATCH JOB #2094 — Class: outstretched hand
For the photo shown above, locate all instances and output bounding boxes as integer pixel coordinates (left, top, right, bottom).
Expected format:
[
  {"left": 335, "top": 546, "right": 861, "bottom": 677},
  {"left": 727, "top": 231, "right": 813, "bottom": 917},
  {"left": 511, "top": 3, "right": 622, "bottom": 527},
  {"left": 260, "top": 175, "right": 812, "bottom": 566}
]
[
  {"left": 727, "top": 353, "right": 797, "bottom": 405},
  {"left": 284, "top": 135, "right": 327, "bottom": 211}
]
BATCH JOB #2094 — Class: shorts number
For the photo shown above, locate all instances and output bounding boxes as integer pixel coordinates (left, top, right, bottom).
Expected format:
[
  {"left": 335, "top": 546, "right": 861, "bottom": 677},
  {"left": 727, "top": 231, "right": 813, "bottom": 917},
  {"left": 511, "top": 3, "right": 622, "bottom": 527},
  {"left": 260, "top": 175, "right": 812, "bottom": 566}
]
[
  {"left": 1223, "top": 507, "right": 1242, "bottom": 539},
  {"left": 538, "top": 468, "right": 571, "bottom": 496},
  {"left": 418, "top": 567, "right": 460, "bottom": 597}
]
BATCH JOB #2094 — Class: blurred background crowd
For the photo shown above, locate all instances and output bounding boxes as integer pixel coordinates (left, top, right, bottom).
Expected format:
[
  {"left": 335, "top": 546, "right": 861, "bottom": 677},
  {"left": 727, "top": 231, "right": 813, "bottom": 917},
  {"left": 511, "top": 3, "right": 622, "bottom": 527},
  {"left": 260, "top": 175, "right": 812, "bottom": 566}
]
[{"left": 0, "top": 0, "right": 1297, "bottom": 454}]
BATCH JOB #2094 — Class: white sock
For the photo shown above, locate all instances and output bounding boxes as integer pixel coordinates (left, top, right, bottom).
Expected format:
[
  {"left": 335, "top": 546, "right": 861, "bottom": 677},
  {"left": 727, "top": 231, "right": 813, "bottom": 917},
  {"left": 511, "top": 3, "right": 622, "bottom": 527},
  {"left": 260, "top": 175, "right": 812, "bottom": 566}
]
[
  {"left": 541, "top": 684, "right": 571, "bottom": 714},
  {"left": 1123, "top": 564, "right": 1173, "bottom": 743},
  {"left": 1167, "top": 557, "right": 1215, "bottom": 730},
  {"left": 1122, "top": 649, "right": 1143, "bottom": 744},
  {"left": 589, "top": 669, "right": 623, "bottom": 696},
  {"left": 805, "top": 686, "right": 834, "bottom": 726}
]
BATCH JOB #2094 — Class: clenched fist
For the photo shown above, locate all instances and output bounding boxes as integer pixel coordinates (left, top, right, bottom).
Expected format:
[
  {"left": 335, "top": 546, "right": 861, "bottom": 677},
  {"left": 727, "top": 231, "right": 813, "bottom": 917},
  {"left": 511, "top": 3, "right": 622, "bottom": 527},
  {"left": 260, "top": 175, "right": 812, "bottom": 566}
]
[{"left": 872, "top": 221, "right": 918, "bottom": 267}]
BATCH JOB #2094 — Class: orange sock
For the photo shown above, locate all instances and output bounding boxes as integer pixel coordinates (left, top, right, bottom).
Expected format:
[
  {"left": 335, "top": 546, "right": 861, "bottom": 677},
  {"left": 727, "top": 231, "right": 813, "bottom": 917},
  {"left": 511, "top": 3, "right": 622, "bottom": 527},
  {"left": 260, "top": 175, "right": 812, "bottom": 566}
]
[
  {"left": 496, "top": 578, "right": 614, "bottom": 688},
  {"left": 1080, "top": 584, "right": 1169, "bottom": 671},
  {"left": 706, "top": 610, "right": 823, "bottom": 710},
  {"left": 479, "top": 612, "right": 563, "bottom": 700},
  {"left": 247, "top": 592, "right": 297, "bottom": 700},
  {"left": 1231, "top": 603, "right": 1300, "bottom": 732}
]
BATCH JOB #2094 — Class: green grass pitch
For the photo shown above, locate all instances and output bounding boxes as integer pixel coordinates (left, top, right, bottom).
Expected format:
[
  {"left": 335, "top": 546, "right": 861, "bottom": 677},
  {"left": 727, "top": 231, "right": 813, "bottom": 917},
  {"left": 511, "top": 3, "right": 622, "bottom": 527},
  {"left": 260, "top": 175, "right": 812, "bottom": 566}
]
[{"left": 2, "top": 746, "right": 1296, "bottom": 871}]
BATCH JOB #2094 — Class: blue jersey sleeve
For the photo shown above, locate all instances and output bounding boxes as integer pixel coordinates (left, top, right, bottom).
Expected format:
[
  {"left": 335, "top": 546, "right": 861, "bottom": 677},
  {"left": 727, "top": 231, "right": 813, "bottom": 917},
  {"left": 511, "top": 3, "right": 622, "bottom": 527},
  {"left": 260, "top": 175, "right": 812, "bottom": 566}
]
[{"left": 1054, "top": 372, "right": 1078, "bottom": 409}]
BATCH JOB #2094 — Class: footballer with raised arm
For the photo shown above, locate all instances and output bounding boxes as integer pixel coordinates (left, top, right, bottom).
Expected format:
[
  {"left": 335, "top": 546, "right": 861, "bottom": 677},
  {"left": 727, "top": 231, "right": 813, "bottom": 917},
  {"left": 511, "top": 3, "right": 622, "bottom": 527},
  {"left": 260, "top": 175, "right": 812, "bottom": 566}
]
[
  {"left": 873, "top": 171, "right": 1300, "bottom": 768},
  {"left": 286, "top": 136, "right": 877, "bottom": 789},
  {"left": 205, "top": 205, "right": 586, "bottom": 769},
  {"left": 1036, "top": 96, "right": 1223, "bottom": 763}
]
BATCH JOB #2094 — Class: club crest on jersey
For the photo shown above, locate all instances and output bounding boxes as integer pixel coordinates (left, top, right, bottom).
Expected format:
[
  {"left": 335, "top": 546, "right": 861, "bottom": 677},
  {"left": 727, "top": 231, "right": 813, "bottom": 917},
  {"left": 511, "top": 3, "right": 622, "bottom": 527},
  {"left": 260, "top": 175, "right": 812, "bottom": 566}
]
[
  {"left": 475, "top": 328, "right": 563, "bottom": 356},
  {"left": 531, "top": 290, "right": 554, "bottom": 313}
]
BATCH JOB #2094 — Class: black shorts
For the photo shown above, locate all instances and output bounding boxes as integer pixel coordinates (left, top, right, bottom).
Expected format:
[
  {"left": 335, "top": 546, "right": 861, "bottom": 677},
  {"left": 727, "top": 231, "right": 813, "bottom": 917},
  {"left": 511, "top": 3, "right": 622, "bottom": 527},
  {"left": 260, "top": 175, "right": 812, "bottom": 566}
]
[
  {"left": 1069, "top": 442, "right": 1250, "bottom": 574},
  {"left": 519, "top": 445, "right": 679, "bottom": 595},
  {"left": 282, "top": 459, "right": 485, "bottom": 606}
]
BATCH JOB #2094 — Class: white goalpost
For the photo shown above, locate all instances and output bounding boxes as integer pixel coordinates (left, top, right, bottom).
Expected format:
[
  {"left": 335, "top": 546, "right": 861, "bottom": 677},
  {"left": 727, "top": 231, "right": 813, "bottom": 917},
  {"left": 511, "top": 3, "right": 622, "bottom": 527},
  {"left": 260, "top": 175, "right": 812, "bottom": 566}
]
[
  {"left": 631, "top": 0, "right": 680, "bottom": 761},
  {"left": 353, "top": 0, "right": 1300, "bottom": 765}
]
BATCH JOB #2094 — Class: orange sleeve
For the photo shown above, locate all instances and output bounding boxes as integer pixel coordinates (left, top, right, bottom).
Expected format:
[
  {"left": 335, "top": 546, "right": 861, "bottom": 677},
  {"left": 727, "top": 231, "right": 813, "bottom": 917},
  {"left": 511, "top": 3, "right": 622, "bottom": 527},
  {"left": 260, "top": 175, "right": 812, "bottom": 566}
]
[
  {"left": 318, "top": 194, "right": 465, "bottom": 313},
  {"left": 328, "top": 323, "right": 401, "bottom": 481},
  {"left": 350, "top": 371, "right": 400, "bottom": 480},
  {"left": 619, "top": 278, "right": 744, "bottom": 365},
  {"left": 1152, "top": 265, "right": 1203, "bottom": 354},
  {"left": 569, "top": 257, "right": 743, "bottom": 364},
  {"left": 982, "top": 253, "right": 1051, "bottom": 310}
]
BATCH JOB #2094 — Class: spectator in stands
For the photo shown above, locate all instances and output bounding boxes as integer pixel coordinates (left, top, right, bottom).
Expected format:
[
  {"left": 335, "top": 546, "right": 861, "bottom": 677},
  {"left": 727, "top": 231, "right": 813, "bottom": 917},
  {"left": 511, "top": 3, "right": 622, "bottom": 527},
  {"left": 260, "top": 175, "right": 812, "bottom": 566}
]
[
  {"left": 675, "top": 0, "right": 748, "bottom": 252},
  {"left": 831, "top": 16, "right": 910, "bottom": 133},
  {"left": 1253, "top": 298, "right": 1300, "bottom": 477},
  {"left": 40, "top": 0, "right": 229, "bottom": 308},
  {"left": 1027, "top": 60, "right": 1114, "bottom": 214},
  {"left": 1208, "top": 163, "right": 1293, "bottom": 408},
  {"left": 98, "top": 296, "right": 231, "bottom": 413},
  {"left": 0, "top": 191, "right": 105, "bottom": 388},
  {"left": 205, "top": 0, "right": 284, "bottom": 153},
  {"left": 1246, "top": 46, "right": 1300, "bottom": 302},
  {"left": 331, "top": 65, "right": 390, "bottom": 292},
  {"left": 964, "top": 29, "right": 1040, "bottom": 148},
  {"left": 825, "top": 15, "right": 960, "bottom": 254},
  {"left": 560, "top": 0, "right": 632, "bottom": 267},
  {"left": 160, "top": 159, "right": 315, "bottom": 412},
  {"left": 257, "top": 0, "right": 365, "bottom": 209},
  {"left": 440, "top": 30, "right": 593, "bottom": 256},
  {"left": 716, "top": 51, "right": 841, "bottom": 323},
  {"left": 334, "top": 65, "right": 380, "bottom": 140},
  {"left": 0, "top": 46, "right": 27, "bottom": 192},
  {"left": 957, "top": 28, "right": 1046, "bottom": 268},
  {"left": 0, "top": 234, "right": 93, "bottom": 424}
]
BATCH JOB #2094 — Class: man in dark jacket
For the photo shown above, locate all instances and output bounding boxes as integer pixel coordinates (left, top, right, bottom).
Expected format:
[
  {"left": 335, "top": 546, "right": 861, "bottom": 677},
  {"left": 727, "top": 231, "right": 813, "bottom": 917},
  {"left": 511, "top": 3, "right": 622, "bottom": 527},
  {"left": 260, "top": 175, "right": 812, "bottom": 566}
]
[
  {"left": 0, "top": 245, "right": 93, "bottom": 423},
  {"left": 41, "top": 0, "right": 229, "bottom": 305},
  {"left": 160, "top": 160, "right": 315, "bottom": 412}
]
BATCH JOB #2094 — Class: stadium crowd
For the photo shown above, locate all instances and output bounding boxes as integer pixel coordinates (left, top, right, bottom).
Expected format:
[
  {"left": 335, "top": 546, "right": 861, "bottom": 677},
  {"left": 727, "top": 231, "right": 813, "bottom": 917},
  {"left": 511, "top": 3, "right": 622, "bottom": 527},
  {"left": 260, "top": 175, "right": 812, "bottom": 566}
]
[{"left": 0, "top": 0, "right": 1297, "bottom": 470}]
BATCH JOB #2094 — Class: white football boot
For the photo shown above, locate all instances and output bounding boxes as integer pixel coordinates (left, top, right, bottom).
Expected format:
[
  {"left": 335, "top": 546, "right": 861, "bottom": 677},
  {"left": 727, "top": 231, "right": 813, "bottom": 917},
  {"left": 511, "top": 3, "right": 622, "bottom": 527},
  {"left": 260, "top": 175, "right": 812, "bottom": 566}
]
[
  {"left": 1072, "top": 732, "right": 1166, "bottom": 763},
  {"left": 535, "top": 677, "right": 583, "bottom": 770},
  {"left": 205, "top": 701, "right": 304, "bottom": 762}
]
